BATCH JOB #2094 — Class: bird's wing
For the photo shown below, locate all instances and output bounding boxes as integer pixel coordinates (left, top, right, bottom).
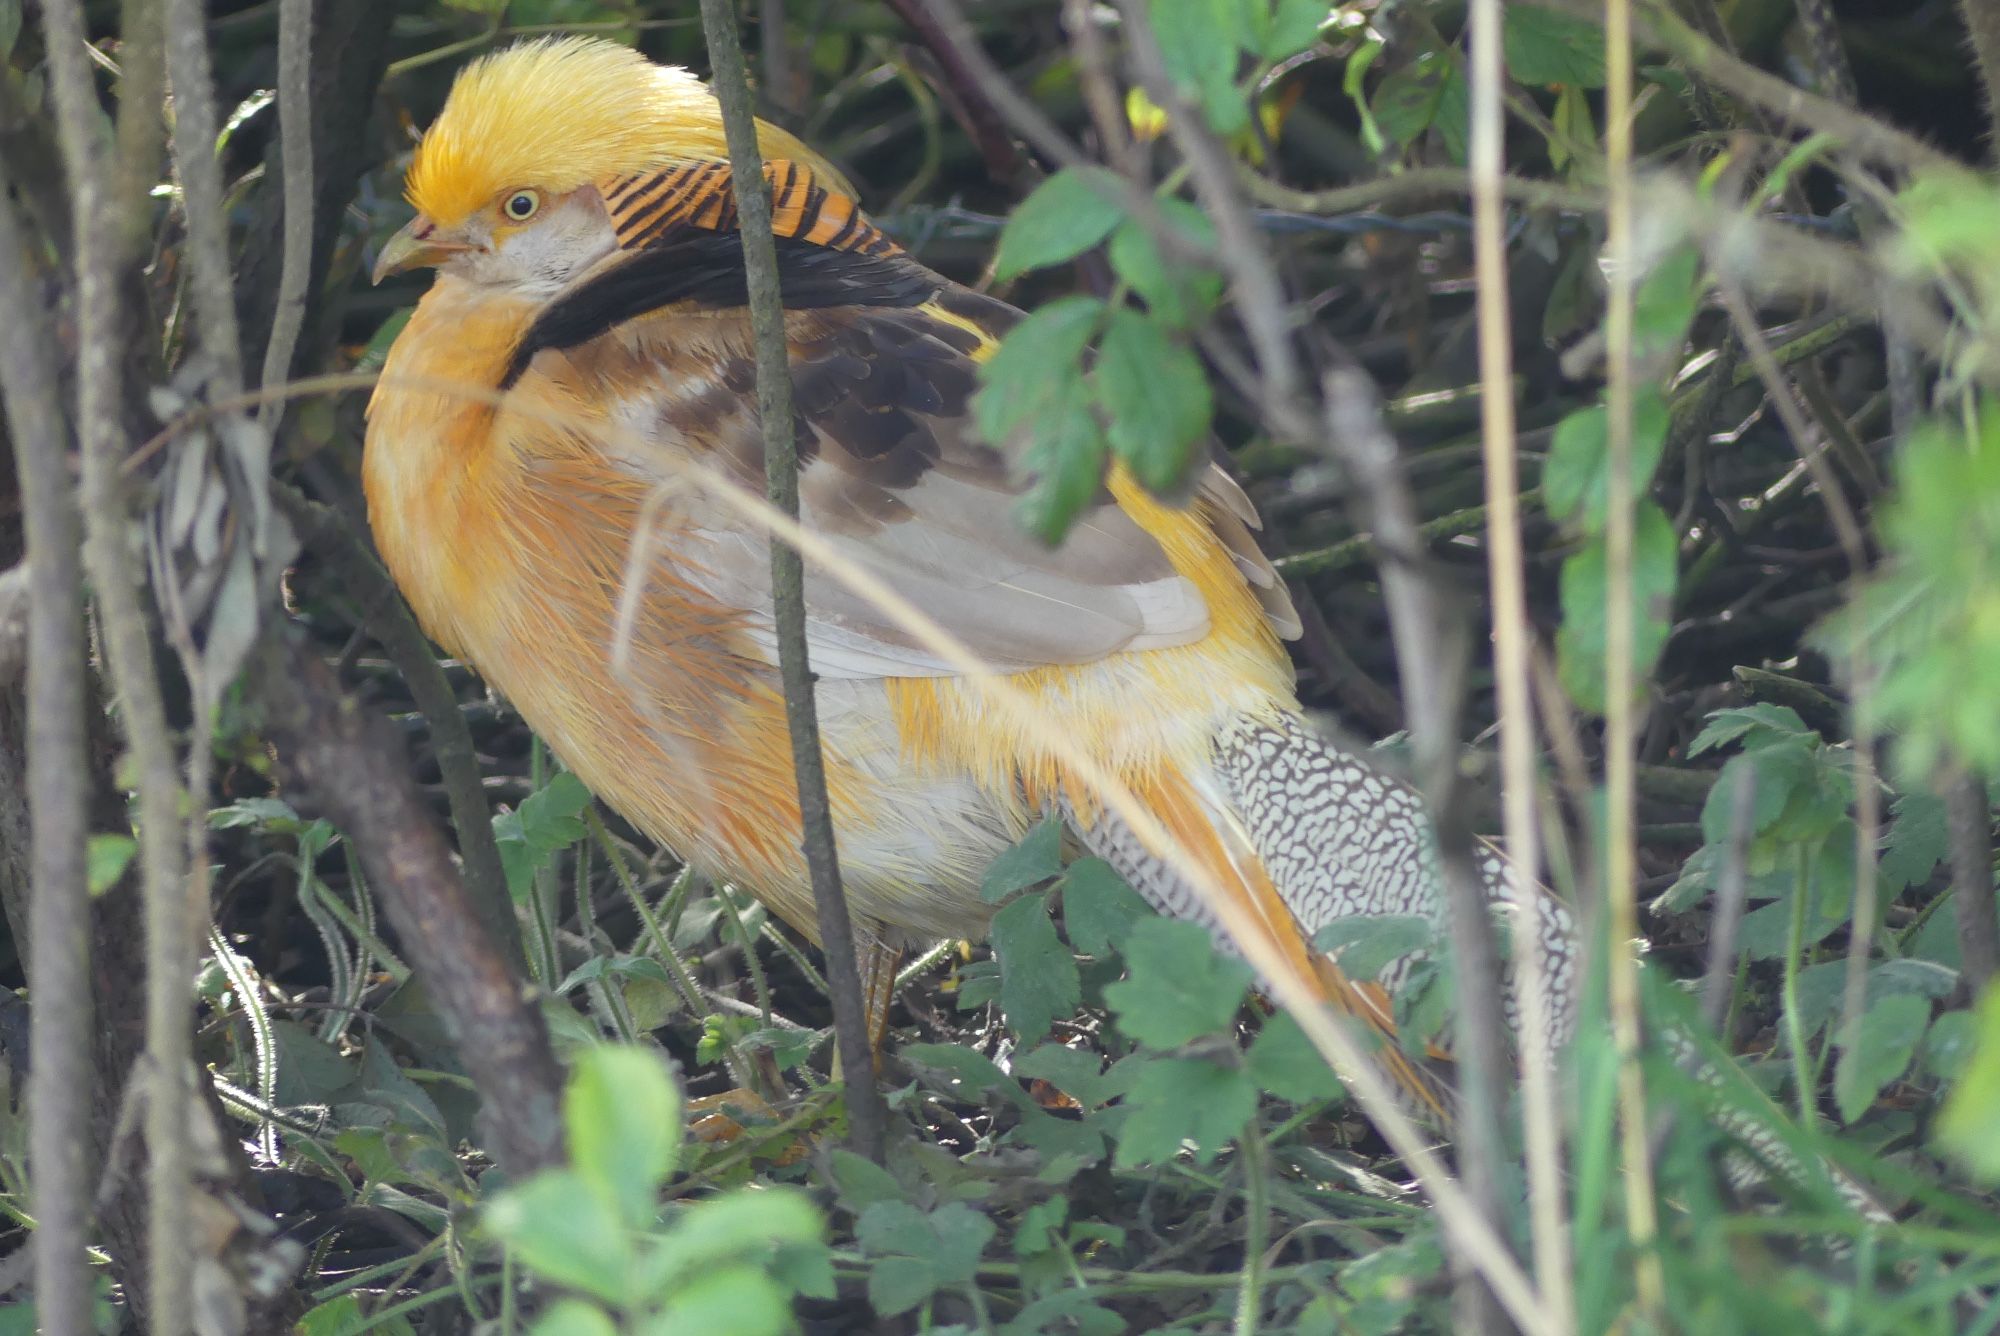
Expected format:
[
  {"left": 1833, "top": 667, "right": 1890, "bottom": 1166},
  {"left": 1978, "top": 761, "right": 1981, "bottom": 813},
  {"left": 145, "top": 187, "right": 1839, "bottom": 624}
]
[{"left": 504, "top": 212, "right": 1291, "bottom": 676}]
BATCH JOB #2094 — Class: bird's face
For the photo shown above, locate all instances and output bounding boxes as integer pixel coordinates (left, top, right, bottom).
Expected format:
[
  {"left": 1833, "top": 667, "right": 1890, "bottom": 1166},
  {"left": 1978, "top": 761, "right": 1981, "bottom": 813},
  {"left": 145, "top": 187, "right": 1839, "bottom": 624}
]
[{"left": 372, "top": 183, "right": 619, "bottom": 296}]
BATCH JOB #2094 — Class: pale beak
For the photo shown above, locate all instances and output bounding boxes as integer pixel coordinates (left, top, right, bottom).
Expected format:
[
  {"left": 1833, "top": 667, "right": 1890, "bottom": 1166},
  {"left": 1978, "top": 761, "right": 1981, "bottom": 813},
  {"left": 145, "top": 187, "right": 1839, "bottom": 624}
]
[{"left": 371, "top": 216, "right": 472, "bottom": 284}]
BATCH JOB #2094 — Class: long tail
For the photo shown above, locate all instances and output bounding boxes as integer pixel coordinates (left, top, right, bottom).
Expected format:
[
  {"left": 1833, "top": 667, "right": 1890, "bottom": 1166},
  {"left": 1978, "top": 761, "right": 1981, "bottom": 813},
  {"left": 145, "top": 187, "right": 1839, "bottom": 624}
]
[{"left": 1078, "top": 706, "right": 1889, "bottom": 1221}]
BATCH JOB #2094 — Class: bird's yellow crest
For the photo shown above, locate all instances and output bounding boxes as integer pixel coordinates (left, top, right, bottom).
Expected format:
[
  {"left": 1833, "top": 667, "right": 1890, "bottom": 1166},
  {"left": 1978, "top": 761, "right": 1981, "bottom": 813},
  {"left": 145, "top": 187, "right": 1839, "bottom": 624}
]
[{"left": 404, "top": 36, "right": 851, "bottom": 227}]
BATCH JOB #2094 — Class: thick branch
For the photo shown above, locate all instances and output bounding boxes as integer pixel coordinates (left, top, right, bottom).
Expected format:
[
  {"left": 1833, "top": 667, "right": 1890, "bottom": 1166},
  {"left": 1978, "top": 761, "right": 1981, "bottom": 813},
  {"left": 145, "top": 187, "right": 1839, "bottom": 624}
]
[
  {"left": 1945, "top": 773, "right": 1998, "bottom": 996},
  {"left": 252, "top": 634, "right": 564, "bottom": 1175},
  {"left": 697, "top": 0, "right": 886, "bottom": 1163}
]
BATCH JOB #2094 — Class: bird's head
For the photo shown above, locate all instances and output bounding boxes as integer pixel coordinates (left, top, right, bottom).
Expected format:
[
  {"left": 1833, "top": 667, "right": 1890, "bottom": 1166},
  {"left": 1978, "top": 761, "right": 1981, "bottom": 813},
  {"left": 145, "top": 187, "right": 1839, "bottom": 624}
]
[{"left": 373, "top": 36, "right": 845, "bottom": 292}]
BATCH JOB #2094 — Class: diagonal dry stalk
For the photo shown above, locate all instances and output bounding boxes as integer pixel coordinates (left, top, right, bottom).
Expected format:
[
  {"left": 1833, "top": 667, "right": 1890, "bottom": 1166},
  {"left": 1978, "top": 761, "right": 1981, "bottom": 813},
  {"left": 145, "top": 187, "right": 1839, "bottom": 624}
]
[
  {"left": 1465, "top": 0, "right": 1575, "bottom": 1328},
  {"left": 1602, "top": 0, "right": 1667, "bottom": 1317}
]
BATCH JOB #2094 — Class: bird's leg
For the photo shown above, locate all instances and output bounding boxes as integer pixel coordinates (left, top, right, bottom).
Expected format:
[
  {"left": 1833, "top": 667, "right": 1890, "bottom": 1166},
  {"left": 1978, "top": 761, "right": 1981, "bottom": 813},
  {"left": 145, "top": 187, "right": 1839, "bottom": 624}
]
[{"left": 831, "top": 931, "right": 902, "bottom": 1084}]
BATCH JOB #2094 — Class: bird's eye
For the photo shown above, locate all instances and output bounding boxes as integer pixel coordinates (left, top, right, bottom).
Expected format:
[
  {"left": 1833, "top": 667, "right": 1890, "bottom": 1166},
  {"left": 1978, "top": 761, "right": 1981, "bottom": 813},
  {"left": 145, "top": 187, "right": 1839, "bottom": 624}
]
[{"left": 502, "top": 190, "right": 540, "bottom": 222}]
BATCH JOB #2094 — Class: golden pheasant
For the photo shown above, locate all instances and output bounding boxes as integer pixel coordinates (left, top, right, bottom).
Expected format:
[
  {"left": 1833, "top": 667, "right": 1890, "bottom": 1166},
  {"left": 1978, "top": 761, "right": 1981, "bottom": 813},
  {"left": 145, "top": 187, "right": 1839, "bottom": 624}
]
[{"left": 364, "top": 36, "right": 1579, "bottom": 1124}]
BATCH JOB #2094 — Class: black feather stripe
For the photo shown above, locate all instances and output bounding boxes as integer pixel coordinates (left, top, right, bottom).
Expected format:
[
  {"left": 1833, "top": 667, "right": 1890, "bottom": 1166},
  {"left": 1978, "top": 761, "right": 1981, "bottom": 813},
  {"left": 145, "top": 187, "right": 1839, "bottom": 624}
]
[{"left": 499, "top": 231, "right": 940, "bottom": 389}]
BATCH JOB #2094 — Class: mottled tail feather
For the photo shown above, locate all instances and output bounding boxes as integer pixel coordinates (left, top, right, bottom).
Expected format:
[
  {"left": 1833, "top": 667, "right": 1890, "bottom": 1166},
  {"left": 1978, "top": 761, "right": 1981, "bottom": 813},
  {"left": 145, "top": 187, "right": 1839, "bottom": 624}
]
[{"left": 1063, "top": 760, "right": 1458, "bottom": 1128}]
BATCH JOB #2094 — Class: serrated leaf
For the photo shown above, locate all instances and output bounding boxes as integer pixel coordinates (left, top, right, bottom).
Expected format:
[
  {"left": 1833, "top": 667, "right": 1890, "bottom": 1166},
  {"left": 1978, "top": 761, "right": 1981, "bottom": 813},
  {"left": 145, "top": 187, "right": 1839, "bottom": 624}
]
[
  {"left": 1503, "top": 5, "right": 1607, "bottom": 88},
  {"left": 646, "top": 1265, "right": 792, "bottom": 1336},
  {"left": 1880, "top": 791, "right": 1949, "bottom": 895},
  {"left": 902, "top": 1041, "right": 1026, "bottom": 1105},
  {"left": 990, "top": 892, "right": 1082, "bottom": 1042},
  {"left": 1060, "top": 858, "right": 1151, "bottom": 955},
  {"left": 1542, "top": 390, "right": 1669, "bottom": 530},
  {"left": 982, "top": 820, "right": 1065, "bottom": 903},
  {"left": 1094, "top": 308, "right": 1211, "bottom": 492},
  {"left": 1104, "top": 917, "right": 1251, "bottom": 1048},
  {"left": 1834, "top": 992, "right": 1932, "bottom": 1124},
  {"left": 1113, "top": 1057, "right": 1256, "bottom": 1167},
  {"left": 973, "top": 296, "right": 1103, "bottom": 444},
  {"left": 1687, "top": 704, "right": 1811, "bottom": 756},
  {"left": 993, "top": 167, "right": 1127, "bottom": 280},
  {"left": 1246, "top": 1011, "right": 1345, "bottom": 1103}
]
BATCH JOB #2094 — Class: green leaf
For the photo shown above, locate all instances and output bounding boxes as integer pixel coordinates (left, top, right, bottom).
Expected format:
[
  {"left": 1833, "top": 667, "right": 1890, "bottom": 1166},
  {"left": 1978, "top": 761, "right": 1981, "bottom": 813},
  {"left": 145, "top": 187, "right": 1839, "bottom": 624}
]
[
  {"left": 1260, "top": 0, "right": 1331, "bottom": 60},
  {"left": 902, "top": 1041, "right": 1026, "bottom": 1106},
  {"left": 1093, "top": 308, "right": 1212, "bottom": 492},
  {"left": 973, "top": 296, "right": 1103, "bottom": 444},
  {"left": 494, "top": 771, "right": 593, "bottom": 901},
  {"left": 993, "top": 167, "right": 1128, "bottom": 280},
  {"left": 1541, "top": 390, "right": 1669, "bottom": 530},
  {"left": 867, "top": 1255, "right": 940, "bottom": 1317},
  {"left": 982, "top": 820, "right": 1065, "bottom": 903},
  {"left": 270, "top": 1020, "right": 356, "bottom": 1106},
  {"left": 1151, "top": 0, "right": 1251, "bottom": 134},
  {"left": 1633, "top": 246, "right": 1703, "bottom": 364},
  {"left": 298, "top": 1294, "right": 418, "bottom": 1336},
  {"left": 643, "top": 1189, "right": 824, "bottom": 1294},
  {"left": 644, "top": 1265, "right": 792, "bottom": 1336},
  {"left": 826, "top": 1148, "right": 905, "bottom": 1212},
  {"left": 1791, "top": 958, "right": 1956, "bottom": 1042},
  {"left": 1060, "top": 858, "right": 1151, "bottom": 955},
  {"left": 1247, "top": 1011, "right": 1345, "bottom": 1103},
  {"left": 1834, "top": 992, "right": 1933, "bottom": 1124},
  {"left": 1923, "top": 1007, "right": 1978, "bottom": 1081},
  {"left": 528, "top": 1299, "right": 619, "bottom": 1336},
  {"left": 1015, "top": 1043, "right": 1113, "bottom": 1108},
  {"left": 1880, "top": 791, "right": 1949, "bottom": 895},
  {"left": 1312, "top": 914, "right": 1435, "bottom": 981},
  {"left": 86, "top": 833, "right": 135, "bottom": 896},
  {"left": 990, "top": 891, "right": 1082, "bottom": 1042},
  {"left": 1371, "top": 51, "right": 1468, "bottom": 163},
  {"left": 1555, "top": 501, "right": 1679, "bottom": 714},
  {"left": 1107, "top": 204, "right": 1222, "bottom": 328},
  {"left": 484, "top": 1169, "right": 636, "bottom": 1307},
  {"left": 1503, "top": 4, "right": 1607, "bottom": 87},
  {"left": 1016, "top": 377, "right": 1112, "bottom": 544},
  {"left": 1113, "top": 1056, "right": 1256, "bottom": 1167},
  {"left": 1105, "top": 917, "right": 1252, "bottom": 1048},
  {"left": 566, "top": 1046, "right": 680, "bottom": 1227},
  {"left": 1938, "top": 986, "right": 2000, "bottom": 1179},
  {"left": 1013, "top": 1194, "right": 1069, "bottom": 1258}
]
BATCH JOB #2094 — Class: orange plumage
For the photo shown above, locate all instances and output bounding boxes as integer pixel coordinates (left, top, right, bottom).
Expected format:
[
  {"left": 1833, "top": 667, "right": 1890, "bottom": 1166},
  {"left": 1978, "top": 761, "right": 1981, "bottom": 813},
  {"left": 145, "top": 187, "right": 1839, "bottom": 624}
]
[{"left": 364, "top": 37, "right": 1575, "bottom": 1122}]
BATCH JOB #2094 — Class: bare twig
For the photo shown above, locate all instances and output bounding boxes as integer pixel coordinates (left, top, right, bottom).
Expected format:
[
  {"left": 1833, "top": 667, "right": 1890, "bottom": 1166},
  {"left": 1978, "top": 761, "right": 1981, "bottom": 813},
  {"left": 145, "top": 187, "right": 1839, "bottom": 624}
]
[
  {"left": 1467, "top": 0, "right": 1572, "bottom": 1326},
  {"left": 40, "top": 2, "right": 190, "bottom": 1328},
  {"left": 252, "top": 634, "right": 565, "bottom": 1173},
  {"left": 0, "top": 163, "right": 93, "bottom": 1336},
  {"left": 1602, "top": 0, "right": 1666, "bottom": 1316},
  {"left": 256, "top": 0, "right": 315, "bottom": 423},
  {"left": 697, "top": 0, "right": 887, "bottom": 1164},
  {"left": 1944, "top": 773, "right": 1998, "bottom": 995},
  {"left": 0, "top": 564, "right": 23, "bottom": 688},
  {"left": 882, "top": 0, "right": 1035, "bottom": 189}
]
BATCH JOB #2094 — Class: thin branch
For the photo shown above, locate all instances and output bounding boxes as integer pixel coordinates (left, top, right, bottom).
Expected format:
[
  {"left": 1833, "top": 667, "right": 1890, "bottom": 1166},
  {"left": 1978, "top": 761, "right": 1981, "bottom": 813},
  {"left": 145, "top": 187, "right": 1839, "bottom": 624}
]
[
  {"left": 882, "top": 0, "right": 1035, "bottom": 189},
  {"left": 697, "top": 0, "right": 887, "bottom": 1164},
  {"left": 0, "top": 163, "right": 93, "bottom": 1336},
  {"left": 256, "top": 0, "right": 314, "bottom": 423},
  {"left": 1945, "top": 773, "right": 1998, "bottom": 996},
  {"left": 163, "top": 0, "right": 246, "bottom": 395},
  {"left": 1603, "top": 0, "right": 1666, "bottom": 1317},
  {"left": 0, "top": 564, "right": 23, "bottom": 688},
  {"left": 40, "top": 2, "right": 189, "bottom": 1329},
  {"left": 1467, "top": 0, "right": 1572, "bottom": 1326},
  {"left": 252, "top": 634, "right": 565, "bottom": 1174}
]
